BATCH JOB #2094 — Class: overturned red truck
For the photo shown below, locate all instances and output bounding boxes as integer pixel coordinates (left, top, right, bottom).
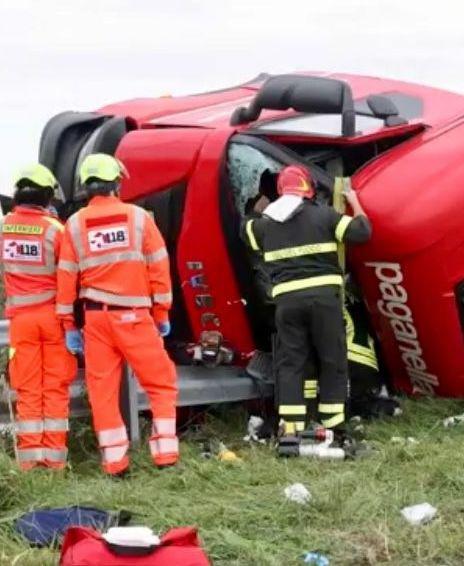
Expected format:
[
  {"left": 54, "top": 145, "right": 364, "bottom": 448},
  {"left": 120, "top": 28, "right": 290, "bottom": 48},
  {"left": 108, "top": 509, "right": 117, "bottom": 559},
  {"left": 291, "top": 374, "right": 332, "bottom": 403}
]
[{"left": 36, "top": 72, "right": 464, "bottom": 397}]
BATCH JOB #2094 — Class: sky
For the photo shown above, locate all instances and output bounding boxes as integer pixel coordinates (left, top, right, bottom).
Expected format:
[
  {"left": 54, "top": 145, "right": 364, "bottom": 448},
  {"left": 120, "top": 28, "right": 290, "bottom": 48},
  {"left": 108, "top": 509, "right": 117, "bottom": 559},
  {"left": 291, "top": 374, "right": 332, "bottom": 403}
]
[{"left": 1, "top": 0, "right": 463, "bottom": 195}]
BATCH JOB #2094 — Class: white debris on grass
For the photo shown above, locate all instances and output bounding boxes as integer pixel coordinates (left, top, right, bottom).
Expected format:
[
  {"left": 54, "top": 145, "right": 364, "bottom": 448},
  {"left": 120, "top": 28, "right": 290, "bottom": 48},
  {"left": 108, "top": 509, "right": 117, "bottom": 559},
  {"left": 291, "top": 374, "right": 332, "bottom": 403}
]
[
  {"left": 443, "top": 413, "right": 464, "bottom": 427},
  {"left": 401, "top": 503, "right": 437, "bottom": 526},
  {"left": 284, "top": 483, "right": 312, "bottom": 505},
  {"left": 243, "top": 416, "right": 266, "bottom": 444}
]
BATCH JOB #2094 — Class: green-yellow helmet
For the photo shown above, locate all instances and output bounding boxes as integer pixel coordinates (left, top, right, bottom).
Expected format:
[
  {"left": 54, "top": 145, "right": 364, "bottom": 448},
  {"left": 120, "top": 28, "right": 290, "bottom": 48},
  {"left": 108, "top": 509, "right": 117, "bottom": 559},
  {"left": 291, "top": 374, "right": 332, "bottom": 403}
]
[
  {"left": 13, "top": 163, "right": 58, "bottom": 191},
  {"left": 79, "top": 153, "right": 127, "bottom": 184}
]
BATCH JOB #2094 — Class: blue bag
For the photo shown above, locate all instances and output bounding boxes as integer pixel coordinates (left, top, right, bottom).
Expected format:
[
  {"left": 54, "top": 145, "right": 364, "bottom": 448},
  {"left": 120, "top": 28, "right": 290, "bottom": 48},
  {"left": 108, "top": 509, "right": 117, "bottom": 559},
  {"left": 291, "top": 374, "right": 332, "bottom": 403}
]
[{"left": 14, "top": 506, "right": 130, "bottom": 547}]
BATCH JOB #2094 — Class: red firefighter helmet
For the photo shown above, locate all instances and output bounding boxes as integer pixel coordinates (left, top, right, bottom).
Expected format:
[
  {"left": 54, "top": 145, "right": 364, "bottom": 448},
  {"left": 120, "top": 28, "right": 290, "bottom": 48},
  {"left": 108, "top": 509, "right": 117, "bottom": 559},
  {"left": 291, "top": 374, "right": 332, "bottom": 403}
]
[{"left": 277, "top": 165, "right": 315, "bottom": 199}]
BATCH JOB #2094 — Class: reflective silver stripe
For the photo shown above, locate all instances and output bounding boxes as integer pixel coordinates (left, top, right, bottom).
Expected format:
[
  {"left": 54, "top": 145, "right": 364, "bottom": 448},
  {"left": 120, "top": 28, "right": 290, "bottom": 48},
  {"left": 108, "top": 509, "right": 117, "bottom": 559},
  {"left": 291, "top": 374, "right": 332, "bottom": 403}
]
[
  {"left": 152, "top": 418, "right": 176, "bottom": 436},
  {"left": 15, "top": 420, "right": 43, "bottom": 434},
  {"left": 134, "top": 206, "right": 146, "bottom": 251},
  {"left": 152, "top": 292, "right": 172, "bottom": 304},
  {"left": 335, "top": 215, "right": 353, "bottom": 242},
  {"left": 4, "top": 263, "right": 56, "bottom": 275},
  {"left": 97, "top": 426, "right": 128, "bottom": 447},
  {"left": 17, "top": 448, "right": 44, "bottom": 462},
  {"left": 102, "top": 445, "right": 128, "bottom": 463},
  {"left": 42, "top": 216, "right": 65, "bottom": 233},
  {"left": 80, "top": 287, "right": 151, "bottom": 307},
  {"left": 44, "top": 448, "right": 68, "bottom": 462},
  {"left": 44, "top": 223, "right": 59, "bottom": 270},
  {"left": 149, "top": 437, "right": 179, "bottom": 456},
  {"left": 79, "top": 250, "right": 144, "bottom": 269},
  {"left": 145, "top": 248, "right": 168, "bottom": 264},
  {"left": 56, "top": 303, "right": 74, "bottom": 315},
  {"left": 44, "top": 418, "right": 69, "bottom": 432},
  {"left": 67, "top": 213, "right": 83, "bottom": 261},
  {"left": 6, "top": 290, "right": 56, "bottom": 307},
  {"left": 58, "top": 259, "right": 79, "bottom": 272}
]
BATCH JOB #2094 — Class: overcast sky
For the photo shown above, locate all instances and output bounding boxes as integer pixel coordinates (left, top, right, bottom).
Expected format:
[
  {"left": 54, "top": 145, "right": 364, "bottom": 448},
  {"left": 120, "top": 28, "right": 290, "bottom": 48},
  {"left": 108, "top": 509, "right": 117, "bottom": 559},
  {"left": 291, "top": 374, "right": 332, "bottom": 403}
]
[{"left": 1, "top": 0, "right": 463, "bottom": 195}]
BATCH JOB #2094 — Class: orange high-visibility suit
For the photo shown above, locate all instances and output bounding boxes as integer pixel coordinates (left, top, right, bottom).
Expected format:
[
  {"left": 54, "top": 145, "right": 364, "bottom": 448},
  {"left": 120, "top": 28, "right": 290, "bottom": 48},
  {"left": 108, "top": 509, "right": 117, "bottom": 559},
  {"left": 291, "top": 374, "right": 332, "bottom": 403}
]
[
  {"left": 56, "top": 195, "right": 178, "bottom": 474},
  {"left": 1, "top": 206, "right": 76, "bottom": 470}
]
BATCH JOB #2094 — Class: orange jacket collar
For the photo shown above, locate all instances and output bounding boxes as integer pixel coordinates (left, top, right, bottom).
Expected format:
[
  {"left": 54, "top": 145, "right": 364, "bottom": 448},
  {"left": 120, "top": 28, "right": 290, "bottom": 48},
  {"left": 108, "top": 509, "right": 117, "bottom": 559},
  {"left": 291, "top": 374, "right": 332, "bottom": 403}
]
[
  {"left": 89, "top": 195, "right": 121, "bottom": 207},
  {"left": 13, "top": 205, "right": 47, "bottom": 216}
]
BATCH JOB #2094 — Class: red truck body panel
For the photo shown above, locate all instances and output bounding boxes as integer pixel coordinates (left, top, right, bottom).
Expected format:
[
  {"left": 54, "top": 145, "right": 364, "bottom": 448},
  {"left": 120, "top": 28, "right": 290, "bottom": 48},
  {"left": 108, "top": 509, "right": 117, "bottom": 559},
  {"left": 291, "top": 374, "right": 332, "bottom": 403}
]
[{"left": 93, "top": 72, "right": 464, "bottom": 396}]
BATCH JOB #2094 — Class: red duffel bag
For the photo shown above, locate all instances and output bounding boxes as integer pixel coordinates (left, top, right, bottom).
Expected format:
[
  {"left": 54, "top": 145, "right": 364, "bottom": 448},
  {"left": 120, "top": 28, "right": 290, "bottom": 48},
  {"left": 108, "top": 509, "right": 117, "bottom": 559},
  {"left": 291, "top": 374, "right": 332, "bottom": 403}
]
[{"left": 59, "top": 526, "right": 211, "bottom": 565}]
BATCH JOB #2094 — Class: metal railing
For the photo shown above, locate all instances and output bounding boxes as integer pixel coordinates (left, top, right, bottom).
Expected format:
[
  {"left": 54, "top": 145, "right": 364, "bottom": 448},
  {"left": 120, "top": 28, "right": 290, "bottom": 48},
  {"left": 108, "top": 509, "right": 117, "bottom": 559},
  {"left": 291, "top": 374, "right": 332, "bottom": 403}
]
[{"left": 0, "top": 319, "right": 273, "bottom": 444}]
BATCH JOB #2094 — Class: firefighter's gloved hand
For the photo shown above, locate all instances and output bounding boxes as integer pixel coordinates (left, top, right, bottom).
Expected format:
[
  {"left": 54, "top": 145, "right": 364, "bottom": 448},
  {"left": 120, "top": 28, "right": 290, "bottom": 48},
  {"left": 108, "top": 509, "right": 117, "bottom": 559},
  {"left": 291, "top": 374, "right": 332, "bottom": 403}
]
[
  {"left": 65, "top": 330, "right": 84, "bottom": 355},
  {"left": 157, "top": 321, "right": 171, "bottom": 337}
]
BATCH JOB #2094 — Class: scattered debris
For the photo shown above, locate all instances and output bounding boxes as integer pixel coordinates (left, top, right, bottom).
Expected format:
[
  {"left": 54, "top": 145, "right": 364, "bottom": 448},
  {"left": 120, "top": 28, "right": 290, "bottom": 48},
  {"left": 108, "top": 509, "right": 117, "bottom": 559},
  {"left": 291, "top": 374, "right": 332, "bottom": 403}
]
[
  {"left": 401, "top": 503, "right": 437, "bottom": 526},
  {"left": 284, "top": 483, "right": 312, "bottom": 505},
  {"left": 303, "top": 551, "right": 330, "bottom": 565},
  {"left": 443, "top": 413, "right": 464, "bottom": 427},
  {"left": 217, "top": 442, "right": 242, "bottom": 462},
  {"left": 200, "top": 440, "right": 213, "bottom": 459},
  {"left": 391, "top": 436, "right": 418, "bottom": 445},
  {"left": 243, "top": 416, "right": 266, "bottom": 444}
]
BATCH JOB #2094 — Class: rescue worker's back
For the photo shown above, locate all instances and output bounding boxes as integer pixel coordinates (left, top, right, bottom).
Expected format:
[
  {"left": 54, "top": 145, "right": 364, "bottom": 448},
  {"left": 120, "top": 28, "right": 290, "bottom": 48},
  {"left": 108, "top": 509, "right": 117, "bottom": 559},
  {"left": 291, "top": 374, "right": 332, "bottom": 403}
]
[{"left": 245, "top": 165, "right": 372, "bottom": 446}]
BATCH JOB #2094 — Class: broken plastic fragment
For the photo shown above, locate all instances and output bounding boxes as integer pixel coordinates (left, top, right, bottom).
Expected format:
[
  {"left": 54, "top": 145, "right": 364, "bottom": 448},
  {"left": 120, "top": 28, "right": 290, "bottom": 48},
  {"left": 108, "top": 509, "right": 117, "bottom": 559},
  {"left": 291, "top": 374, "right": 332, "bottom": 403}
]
[
  {"left": 284, "top": 483, "right": 312, "bottom": 505},
  {"left": 401, "top": 503, "right": 437, "bottom": 526}
]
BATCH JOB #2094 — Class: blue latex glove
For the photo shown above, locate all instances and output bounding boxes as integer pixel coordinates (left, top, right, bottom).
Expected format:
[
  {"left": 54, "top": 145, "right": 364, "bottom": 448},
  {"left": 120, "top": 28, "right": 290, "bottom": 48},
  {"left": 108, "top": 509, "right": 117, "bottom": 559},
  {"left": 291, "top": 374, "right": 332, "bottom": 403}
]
[
  {"left": 157, "top": 321, "right": 171, "bottom": 338},
  {"left": 65, "top": 330, "right": 83, "bottom": 355}
]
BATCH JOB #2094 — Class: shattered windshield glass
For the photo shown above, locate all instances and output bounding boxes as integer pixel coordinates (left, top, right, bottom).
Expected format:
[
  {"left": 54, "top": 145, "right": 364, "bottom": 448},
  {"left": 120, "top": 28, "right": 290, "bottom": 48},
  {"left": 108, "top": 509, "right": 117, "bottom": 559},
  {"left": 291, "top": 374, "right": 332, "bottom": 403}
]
[{"left": 227, "top": 142, "right": 282, "bottom": 216}]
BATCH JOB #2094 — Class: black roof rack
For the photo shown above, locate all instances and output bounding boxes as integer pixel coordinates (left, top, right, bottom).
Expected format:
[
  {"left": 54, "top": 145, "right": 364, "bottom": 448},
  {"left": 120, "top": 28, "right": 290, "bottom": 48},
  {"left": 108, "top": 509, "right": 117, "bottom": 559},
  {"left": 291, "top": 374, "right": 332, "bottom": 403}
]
[{"left": 230, "top": 74, "right": 408, "bottom": 134}]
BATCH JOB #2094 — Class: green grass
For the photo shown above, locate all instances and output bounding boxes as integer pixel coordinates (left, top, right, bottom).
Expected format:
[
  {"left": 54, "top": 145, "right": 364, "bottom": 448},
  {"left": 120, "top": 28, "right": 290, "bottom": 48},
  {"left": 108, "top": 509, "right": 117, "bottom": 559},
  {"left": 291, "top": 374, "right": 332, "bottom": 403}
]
[{"left": 1, "top": 399, "right": 464, "bottom": 565}]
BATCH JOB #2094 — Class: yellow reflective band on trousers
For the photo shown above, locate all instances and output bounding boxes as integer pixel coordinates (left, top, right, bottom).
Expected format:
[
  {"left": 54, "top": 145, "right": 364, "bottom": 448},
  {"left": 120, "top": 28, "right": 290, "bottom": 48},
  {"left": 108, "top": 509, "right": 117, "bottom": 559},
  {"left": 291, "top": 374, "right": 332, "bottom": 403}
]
[
  {"left": 283, "top": 421, "right": 305, "bottom": 435},
  {"left": 264, "top": 242, "right": 337, "bottom": 262},
  {"left": 9, "top": 347, "right": 15, "bottom": 360},
  {"left": 335, "top": 215, "right": 353, "bottom": 242},
  {"left": 246, "top": 219, "right": 259, "bottom": 251},
  {"left": 272, "top": 275, "right": 343, "bottom": 298},
  {"left": 304, "top": 379, "right": 318, "bottom": 399},
  {"left": 321, "top": 413, "right": 345, "bottom": 428},
  {"left": 319, "top": 403, "right": 345, "bottom": 414},
  {"left": 278, "top": 405, "right": 307, "bottom": 416}
]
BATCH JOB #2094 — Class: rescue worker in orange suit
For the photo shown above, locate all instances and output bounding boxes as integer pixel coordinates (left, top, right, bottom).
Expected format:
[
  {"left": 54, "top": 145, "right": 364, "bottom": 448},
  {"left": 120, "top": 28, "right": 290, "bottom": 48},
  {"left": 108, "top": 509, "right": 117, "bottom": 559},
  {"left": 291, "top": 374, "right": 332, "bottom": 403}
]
[
  {"left": 1, "top": 165, "right": 76, "bottom": 470},
  {"left": 244, "top": 165, "right": 372, "bottom": 450},
  {"left": 56, "top": 153, "right": 178, "bottom": 476}
]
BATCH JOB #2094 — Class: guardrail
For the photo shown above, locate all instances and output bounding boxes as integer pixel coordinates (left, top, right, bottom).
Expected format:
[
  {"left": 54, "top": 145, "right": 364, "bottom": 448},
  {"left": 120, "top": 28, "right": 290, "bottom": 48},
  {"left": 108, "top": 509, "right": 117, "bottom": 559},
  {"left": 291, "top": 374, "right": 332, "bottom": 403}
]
[{"left": 0, "top": 319, "right": 273, "bottom": 444}]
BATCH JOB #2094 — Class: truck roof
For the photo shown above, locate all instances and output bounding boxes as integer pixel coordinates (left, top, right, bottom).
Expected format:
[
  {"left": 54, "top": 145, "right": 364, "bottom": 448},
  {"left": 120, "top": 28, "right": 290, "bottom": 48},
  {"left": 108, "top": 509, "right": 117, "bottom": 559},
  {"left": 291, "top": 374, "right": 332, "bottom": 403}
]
[{"left": 98, "top": 72, "right": 464, "bottom": 131}]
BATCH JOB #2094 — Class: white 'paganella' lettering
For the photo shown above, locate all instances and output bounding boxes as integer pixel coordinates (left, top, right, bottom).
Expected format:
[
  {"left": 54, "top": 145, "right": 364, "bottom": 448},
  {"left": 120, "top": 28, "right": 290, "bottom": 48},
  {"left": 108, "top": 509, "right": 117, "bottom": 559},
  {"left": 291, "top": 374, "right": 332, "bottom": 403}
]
[{"left": 366, "top": 261, "right": 438, "bottom": 395}]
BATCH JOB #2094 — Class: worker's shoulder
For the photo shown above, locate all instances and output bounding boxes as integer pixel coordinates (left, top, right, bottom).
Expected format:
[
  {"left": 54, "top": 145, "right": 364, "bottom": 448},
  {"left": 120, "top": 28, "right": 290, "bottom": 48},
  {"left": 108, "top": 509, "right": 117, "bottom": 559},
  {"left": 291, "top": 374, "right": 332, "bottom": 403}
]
[
  {"left": 41, "top": 215, "right": 64, "bottom": 232},
  {"left": 304, "top": 200, "right": 337, "bottom": 219}
]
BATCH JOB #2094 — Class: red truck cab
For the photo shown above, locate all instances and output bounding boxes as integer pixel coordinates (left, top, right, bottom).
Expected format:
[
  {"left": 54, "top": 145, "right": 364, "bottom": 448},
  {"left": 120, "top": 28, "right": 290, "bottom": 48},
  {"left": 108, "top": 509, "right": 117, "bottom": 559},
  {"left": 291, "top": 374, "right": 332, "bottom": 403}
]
[{"left": 38, "top": 72, "right": 464, "bottom": 397}]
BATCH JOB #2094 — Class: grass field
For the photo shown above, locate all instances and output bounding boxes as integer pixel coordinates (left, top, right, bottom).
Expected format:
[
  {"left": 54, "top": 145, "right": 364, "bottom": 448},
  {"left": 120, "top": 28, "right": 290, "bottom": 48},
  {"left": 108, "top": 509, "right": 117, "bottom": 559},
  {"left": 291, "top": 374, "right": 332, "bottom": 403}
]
[{"left": 1, "top": 398, "right": 464, "bottom": 565}]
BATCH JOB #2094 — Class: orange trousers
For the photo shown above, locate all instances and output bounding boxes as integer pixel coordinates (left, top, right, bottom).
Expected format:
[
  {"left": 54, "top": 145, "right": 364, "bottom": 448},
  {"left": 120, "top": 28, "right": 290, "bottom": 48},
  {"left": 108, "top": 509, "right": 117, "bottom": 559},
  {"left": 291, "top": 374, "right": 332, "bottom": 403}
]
[
  {"left": 8, "top": 305, "right": 76, "bottom": 470},
  {"left": 83, "top": 307, "right": 178, "bottom": 475}
]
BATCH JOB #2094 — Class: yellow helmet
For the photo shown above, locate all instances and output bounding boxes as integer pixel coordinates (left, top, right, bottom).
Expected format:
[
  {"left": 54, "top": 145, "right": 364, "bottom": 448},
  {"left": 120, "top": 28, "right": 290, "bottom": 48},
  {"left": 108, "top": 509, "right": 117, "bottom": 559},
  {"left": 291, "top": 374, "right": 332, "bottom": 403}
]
[
  {"left": 79, "top": 153, "right": 128, "bottom": 184},
  {"left": 13, "top": 163, "right": 59, "bottom": 192}
]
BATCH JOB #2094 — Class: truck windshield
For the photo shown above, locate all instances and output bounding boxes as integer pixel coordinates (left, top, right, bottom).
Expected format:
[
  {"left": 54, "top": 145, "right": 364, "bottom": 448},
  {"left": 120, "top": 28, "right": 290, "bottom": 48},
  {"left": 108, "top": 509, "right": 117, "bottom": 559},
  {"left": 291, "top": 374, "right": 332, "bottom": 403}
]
[{"left": 228, "top": 143, "right": 282, "bottom": 216}]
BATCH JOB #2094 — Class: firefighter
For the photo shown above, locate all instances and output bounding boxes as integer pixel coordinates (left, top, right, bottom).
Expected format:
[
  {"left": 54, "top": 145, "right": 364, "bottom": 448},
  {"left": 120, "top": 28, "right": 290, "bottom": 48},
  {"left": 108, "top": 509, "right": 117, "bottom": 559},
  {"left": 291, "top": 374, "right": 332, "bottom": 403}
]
[
  {"left": 344, "top": 277, "right": 400, "bottom": 419},
  {"left": 1, "top": 164, "right": 76, "bottom": 470},
  {"left": 244, "top": 165, "right": 372, "bottom": 447},
  {"left": 56, "top": 153, "right": 178, "bottom": 476}
]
